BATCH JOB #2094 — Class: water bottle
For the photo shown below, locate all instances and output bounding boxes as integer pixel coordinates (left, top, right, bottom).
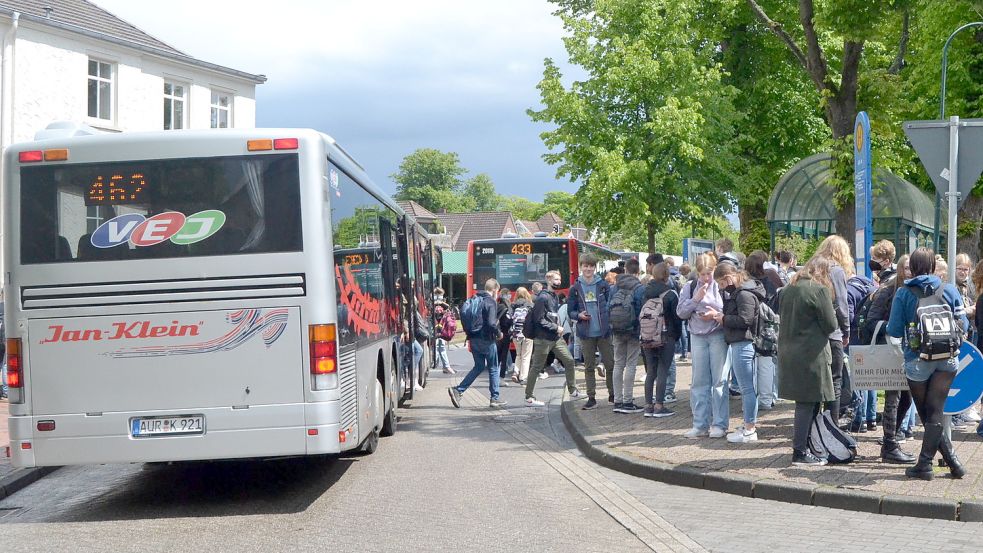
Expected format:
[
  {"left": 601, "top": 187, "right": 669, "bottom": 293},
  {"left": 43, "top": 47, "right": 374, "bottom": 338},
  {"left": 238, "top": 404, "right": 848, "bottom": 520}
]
[{"left": 906, "top": 322, "right": 920, "bottom": 350}]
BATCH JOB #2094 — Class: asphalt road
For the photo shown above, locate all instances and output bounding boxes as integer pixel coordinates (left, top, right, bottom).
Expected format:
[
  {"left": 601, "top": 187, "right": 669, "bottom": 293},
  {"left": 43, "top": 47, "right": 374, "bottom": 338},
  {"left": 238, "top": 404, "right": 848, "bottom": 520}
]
[{"left": 1, "top": 345, "right": 982, "bottom": 552}]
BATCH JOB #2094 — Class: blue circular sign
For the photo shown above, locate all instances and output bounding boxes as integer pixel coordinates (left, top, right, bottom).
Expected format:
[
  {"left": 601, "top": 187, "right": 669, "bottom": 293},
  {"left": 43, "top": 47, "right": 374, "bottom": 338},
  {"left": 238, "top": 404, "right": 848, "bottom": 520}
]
[{"left": 944, "top": 341, "right": 983, "bottom": 415}]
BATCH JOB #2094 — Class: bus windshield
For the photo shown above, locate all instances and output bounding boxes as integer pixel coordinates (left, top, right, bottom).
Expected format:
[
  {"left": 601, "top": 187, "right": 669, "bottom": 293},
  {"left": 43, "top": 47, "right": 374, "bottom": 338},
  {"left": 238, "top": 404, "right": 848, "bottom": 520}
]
[
  {"left": 19, "top": 153, "right": 303, "bottom": 264},
  {"left": 472, "top": 240, "right": 572, "bottom": 291}
]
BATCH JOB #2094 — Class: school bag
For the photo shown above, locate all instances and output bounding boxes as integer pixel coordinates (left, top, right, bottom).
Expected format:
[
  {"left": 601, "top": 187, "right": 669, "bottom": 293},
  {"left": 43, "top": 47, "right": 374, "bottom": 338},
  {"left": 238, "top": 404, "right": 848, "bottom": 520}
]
[
  {"left": 460, "top": 295, "right": 486, "bottom": 337},
  {"left": 911, "top": 286, "right": 963, "bottom": 360},
  {"left": 748, "top": 291, "right": 780, "bottom": 357},
  {"left": 846, "top": 275, "right": 877, "bottom": 345},
  {"left": 639, "top": 290, "right": 672, "bottom": 348},
  {"left": 439, "top": 311, "right": 457, "bottom": 341},
  {"left": 609, "top": 284, "right": 639, "bottom": 334},
  {"left": 511, "top": 304, "right": 530, "bottom": 340},
  {"left": 808, "top": 410, "right": 857, "bottom": 464}
]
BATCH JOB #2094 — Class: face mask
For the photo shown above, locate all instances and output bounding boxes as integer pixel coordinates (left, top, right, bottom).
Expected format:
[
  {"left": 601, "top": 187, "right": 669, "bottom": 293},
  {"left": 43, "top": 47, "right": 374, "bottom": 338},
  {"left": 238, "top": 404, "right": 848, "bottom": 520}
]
[{"left": 868, "top": 259, "right": 882, "bottom": 272}]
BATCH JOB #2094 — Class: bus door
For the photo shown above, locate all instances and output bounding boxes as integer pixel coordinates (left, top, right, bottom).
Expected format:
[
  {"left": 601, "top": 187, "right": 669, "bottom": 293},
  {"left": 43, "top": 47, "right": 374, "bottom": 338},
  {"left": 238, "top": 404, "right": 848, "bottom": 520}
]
[{"left": 393, "top": 217, "right": 414, "bottom": 400}]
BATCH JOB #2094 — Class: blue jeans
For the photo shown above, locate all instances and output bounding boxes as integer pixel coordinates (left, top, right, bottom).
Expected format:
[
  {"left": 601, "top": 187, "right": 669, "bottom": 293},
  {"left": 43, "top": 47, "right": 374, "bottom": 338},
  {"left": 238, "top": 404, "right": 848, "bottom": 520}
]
[
  {"left": 690, "top": 332, "right": 729, "bottom": 431},
  {"left": 456, "top": 338, "right": 500, "bottom": 400},
  {"left": 903, "top": 357, "right": 957, "bottom": 382},
  {"left": 667, "top": 358, "right": 677, "bottom": 395},
  {"left": 435, "top": 338, "right": 451, "bottom": 369},
  {"left": 676, "top": 321, "right": 689, "bottom": 357},
  {"left": 901, "top": 403, "right": 917, "bottom": 432},
  {"left": 755, "top": 355, "right": 776, "bottom": 408},
  {"left": 853, "top": 390, "right": 877, "bottom": 424},
  {"left": 730, "top": 340, "right": 758, "bottom": 426}
]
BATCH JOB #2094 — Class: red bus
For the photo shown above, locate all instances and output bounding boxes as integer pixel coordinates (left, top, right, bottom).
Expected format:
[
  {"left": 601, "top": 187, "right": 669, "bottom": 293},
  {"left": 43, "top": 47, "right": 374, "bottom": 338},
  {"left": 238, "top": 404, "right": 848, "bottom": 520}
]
[{"left": 466, "top": 236, "right": 621, "bottom": 299}]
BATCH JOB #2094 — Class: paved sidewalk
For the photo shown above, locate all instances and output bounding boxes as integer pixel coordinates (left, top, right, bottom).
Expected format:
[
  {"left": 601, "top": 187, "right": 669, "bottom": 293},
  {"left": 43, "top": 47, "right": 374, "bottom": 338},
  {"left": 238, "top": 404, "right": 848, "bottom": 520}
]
[{"left": 564, "top": 358, "right": 983, "bottom": 521}]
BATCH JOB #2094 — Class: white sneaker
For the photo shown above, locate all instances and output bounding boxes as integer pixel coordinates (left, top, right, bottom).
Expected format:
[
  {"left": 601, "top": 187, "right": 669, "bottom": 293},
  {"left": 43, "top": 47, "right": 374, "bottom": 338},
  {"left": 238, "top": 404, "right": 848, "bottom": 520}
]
[
  {"left": 525, "top": 397, "right": 545, "bottom": 407},
  {"left": 727, "top": 426, "right": 758, "bottom": 443},
  {"left": 683, "top": 427, "right": 707, "bottom": 439},
  {"left": 709, "top": 426, "right": 727, "bottom": 439},
  {"left": 569, "top": 389, "right": 583, "bottom": 399},
  {"left": 963, "top": 407, "right": 982, "bottom": 422}
]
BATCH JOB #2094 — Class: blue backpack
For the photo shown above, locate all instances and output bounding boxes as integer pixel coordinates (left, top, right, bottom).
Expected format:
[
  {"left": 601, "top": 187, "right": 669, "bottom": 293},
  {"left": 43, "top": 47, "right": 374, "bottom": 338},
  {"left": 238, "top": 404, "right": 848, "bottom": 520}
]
[{"left": 460, "top": 295, "right": 485, "bottom": 337}]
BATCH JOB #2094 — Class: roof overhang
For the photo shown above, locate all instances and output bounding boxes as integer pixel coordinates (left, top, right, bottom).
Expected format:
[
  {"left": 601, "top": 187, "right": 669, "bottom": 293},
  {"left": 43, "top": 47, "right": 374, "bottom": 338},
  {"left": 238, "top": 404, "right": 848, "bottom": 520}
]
[{"left": 0, "top": 9, "right": 267, "bottom": 84}]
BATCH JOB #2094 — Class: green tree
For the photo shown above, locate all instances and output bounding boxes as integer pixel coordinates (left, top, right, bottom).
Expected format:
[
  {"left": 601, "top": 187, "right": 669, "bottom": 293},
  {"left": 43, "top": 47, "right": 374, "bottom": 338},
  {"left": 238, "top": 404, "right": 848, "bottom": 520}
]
[
  {"left": 531, "top": 0, "right": 743, "bottom": 253},
  {"left": 499, "top": 195, "right": 544, "bottom": 220},
  {"left": 461, "top": 173, "right": 499, "bottom": 212},
  {"left": 391, "top": 148, "right": 468, "bottom": 213},
  {"left": 744, "top": 0, "right": 913, "bottom": 246}
]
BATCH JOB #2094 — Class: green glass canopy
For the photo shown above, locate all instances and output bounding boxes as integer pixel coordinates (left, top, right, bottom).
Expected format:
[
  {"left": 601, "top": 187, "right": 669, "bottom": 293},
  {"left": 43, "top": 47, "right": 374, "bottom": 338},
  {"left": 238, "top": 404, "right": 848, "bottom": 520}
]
[{"left": 766, "top": 153, "right": 936, "bottom": 256}]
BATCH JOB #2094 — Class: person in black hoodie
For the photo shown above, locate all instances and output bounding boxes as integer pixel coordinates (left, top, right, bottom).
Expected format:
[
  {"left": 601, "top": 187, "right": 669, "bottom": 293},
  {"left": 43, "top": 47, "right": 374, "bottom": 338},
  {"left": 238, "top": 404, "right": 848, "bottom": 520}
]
[
  {"left": 707, "top": 262, "right": 766, "bottom": 443},
  {"left": 496, "top": 291, "right": 514, "bottom": 381},
  {"left": 861, "top": 239, "right": 916, "bottom": 464},
  {"left": 640, "top": 263, "right": 682, "bottom": 419},
  {"left": 524, "top": 270, "right": 580, "bottom": 406}
]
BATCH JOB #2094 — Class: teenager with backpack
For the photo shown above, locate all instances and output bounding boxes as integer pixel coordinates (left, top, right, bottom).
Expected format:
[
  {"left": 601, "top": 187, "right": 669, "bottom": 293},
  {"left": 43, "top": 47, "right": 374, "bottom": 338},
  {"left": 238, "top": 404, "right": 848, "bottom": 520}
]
[
  {"left": 860, "top": 240, "right": 916, "bottom": 464},
  {"left": 609, "top": 258, "right": 647, "bottom": 413},
  {"left": 640, "top": 262, "right": 681, "bottom": 418},
  {"left": 677, "top": 253, "right": 729, "bottom": 438},
  {"left": 524, "top": 270, "right": 581, "bottom": 406},
  {"left": 707, "top": 262, "right": 766, "bottom": 443},
  {"left": 845, "top": 271, "right": 878, "bottom": 433},
  {"left": 886, "top": 247, "right": 968, "bottom": 480},
  {"left": 496, "top": 291, "right": 514, "bottom": 382},
  {"left": 448, "top": 278, "right": 506, "bottom": 409},
  {"left": 510, "top": 287, "right": 535, "bottom": 384},
  {"left": 777, "top": 257, "right": 839, "bottom": 465},
  {"left": 433, "top": 288, "right": 456, "bottom": 375},
  {"left": 746, "top": 251, "right": 782, "bottom": 411},
  {"left": 814, "top": 235, "right": 853, "bottom": 424},
  {"left": 567, "top": 254, "right": 615, "bottom": 410}
]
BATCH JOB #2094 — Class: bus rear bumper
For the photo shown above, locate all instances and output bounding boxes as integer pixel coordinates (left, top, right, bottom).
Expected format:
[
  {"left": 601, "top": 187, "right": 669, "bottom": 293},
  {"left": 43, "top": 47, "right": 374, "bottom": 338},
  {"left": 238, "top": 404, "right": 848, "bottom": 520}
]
[{"left": 8, "top": 401, "right": 349, "bottom": 468}]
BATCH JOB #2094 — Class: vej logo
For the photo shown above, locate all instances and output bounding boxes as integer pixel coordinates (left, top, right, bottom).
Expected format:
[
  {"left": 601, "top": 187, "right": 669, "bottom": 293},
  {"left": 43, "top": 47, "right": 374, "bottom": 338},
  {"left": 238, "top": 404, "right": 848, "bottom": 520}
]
[{"left": 91, "top": 210, "right": 226, "bottom": 248}]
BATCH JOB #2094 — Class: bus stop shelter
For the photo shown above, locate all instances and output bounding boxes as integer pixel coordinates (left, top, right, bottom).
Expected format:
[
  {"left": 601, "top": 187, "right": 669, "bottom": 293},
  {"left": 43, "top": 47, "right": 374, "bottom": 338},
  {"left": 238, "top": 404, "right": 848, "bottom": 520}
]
[{"left": 766, "top": 153, "right": 937, "bottom": 256}]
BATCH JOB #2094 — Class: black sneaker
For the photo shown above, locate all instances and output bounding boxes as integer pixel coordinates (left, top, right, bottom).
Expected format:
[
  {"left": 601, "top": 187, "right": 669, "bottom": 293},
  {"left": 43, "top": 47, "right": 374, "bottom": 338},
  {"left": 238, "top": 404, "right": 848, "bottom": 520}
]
[
  {"left": 582, "top": 398, "right": 598, "bottom": 410},
  {"left": 652, "top": 406, "right": 675, "bottom": 418},
  {"left": 792, "top": 451, "right": 827, "bottom": 466},
  {"left": 448, "top": 386, "right": 462, "bottom": 408},
  {"left": 867, "top": 421, "right": 877, "bottom": 431},
  {"left": 619, "top": 402, "right": 645, "bottom": 414},
  {"left": 664, "top": 392, "right": 678, "bottom": 404},
  {"left": 729, "top": 388, "right": 741, "bottom": 397},
  {"left": 608, "top": 393, "right": 615, "bottom": 403},
  {"left": 612, "top": 402, "right": 624, "bottom": 413}
]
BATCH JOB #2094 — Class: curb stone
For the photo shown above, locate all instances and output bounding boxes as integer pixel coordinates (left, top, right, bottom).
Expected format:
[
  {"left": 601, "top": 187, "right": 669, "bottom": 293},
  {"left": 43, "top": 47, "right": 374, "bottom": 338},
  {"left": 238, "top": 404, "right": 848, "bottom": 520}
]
[
  {"left": 560, "top": 399, "right": 981, "bottom": 522},
  {"left": 0, "top": 466, "right": 59, "bottom": 501}
]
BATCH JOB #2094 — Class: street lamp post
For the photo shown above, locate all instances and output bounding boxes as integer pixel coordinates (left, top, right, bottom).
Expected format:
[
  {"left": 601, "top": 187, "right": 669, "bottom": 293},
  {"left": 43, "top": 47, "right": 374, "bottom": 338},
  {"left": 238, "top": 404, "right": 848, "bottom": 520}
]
[{"left": 933, "top": 21, "right": 983, "bottom": 257}]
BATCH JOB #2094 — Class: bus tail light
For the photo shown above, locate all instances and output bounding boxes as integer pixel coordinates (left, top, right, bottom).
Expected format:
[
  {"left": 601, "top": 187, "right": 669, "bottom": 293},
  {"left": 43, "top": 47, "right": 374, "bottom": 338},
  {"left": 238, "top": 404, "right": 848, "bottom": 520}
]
[
  {"left": 273, "top": 138, "right": 298, "bottom": 150},
  {"left": 247, "top": 139, "right": 273, "bottom": 151},
  {"left": 18, "top": 151, "right": 43, "bottom": 163},
  {"left": 6, "top": 338, "right": 23, "bottom": 404},
  {"left": 310, "top": 324, "right": 338, "bottom": 390}
]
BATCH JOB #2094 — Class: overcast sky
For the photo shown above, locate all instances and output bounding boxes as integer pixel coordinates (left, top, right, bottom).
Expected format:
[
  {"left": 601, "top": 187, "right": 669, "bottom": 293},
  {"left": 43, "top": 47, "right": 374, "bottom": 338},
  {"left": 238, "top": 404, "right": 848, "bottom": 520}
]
[{"left": 91, "top": 0, "right": 579, "bottom": 202}]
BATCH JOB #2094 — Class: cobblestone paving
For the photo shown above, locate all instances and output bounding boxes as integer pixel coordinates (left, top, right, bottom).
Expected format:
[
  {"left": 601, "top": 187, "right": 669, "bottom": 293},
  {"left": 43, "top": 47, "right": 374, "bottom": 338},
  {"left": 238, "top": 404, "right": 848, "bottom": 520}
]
[{"left": 577, "top": 359, "right": 983, "bottom": 501}]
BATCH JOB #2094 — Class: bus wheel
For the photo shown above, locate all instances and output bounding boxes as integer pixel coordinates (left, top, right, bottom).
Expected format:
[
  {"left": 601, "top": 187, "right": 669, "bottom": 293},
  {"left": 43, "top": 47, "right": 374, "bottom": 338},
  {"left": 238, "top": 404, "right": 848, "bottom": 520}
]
[
  {"left": 360, "top": 429, "right": 379, "bottom": 455},
  {"left": 381, "top": 397, "right": 397, "bottom": 437},
  {"left": 419, "top": 346, "right": 430, "bottom": 389}
]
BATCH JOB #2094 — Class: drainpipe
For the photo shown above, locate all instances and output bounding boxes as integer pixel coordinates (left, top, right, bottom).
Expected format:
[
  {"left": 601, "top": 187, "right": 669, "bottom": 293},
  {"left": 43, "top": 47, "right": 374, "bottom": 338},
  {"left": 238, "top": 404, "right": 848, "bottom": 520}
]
[{"left": 1, "top": 11, "right": 18, "bottom": 281}]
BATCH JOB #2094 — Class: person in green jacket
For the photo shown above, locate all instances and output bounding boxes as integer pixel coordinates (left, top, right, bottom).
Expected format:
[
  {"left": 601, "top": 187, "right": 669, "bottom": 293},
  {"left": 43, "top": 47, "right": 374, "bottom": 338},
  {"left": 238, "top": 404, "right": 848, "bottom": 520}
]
[{"left": 778, "top": 257, "right": 839, "bottom": 466}]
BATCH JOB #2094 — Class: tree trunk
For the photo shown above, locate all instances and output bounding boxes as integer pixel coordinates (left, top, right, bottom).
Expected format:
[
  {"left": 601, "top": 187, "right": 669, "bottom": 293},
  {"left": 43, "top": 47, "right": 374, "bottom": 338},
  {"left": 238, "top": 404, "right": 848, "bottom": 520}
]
[
  {"left": 739, "top": 201, "right": 767, "bottom": 252},
  {"left": 827, "top": 97, "right": 858, "bottom": 252},
  {"left": 955, "top": 193, "right": 983, "bottom": 261}
]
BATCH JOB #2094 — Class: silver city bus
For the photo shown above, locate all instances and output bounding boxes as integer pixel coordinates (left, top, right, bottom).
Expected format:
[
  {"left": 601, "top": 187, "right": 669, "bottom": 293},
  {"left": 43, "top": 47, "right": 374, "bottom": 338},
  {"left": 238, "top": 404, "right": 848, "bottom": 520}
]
[{"left": 3, "top": 128, "right": 429, "bottom": 467}]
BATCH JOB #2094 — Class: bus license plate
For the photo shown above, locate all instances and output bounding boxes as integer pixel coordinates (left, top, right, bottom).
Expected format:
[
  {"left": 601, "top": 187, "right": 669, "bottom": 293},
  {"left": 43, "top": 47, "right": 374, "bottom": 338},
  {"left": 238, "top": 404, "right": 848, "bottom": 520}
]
[{"left": 131, "top": 415, "right": 204, "bottom": 437}]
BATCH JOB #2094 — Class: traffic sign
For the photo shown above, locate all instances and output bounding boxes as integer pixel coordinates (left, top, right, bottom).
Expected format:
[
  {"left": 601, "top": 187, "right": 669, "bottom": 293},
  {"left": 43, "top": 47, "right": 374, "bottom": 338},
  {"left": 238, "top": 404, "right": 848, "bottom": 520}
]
[
  {"left": 903, "top": 119, "right": 983, "bottom": 208},
  {"left": 945, "top": 341, "right": 983, "bottom": 415}
]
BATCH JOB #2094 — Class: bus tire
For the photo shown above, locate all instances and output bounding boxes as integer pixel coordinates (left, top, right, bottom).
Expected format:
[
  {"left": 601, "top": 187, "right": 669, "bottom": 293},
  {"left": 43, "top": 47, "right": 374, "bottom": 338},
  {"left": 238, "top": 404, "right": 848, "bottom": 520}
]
[
  {"left": 380, "top": 357, "right": 397, "bottom": 437},
  {"left": 360, "top": 429, "right": 379, "bottom": 454}
]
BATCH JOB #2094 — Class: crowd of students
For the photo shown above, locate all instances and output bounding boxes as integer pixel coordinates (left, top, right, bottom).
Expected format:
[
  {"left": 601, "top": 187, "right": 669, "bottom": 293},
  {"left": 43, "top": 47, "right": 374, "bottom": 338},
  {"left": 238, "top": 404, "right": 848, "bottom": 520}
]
[{"left": 443, "top": 235, "right": 982, "bottom": 475}]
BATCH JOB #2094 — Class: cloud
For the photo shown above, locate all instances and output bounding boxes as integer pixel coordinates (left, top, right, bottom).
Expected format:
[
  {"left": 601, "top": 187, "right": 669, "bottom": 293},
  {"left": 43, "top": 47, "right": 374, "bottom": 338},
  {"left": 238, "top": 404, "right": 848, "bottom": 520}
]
[{"left": 92, "top": 0, "right": 581, "bottom": 200}]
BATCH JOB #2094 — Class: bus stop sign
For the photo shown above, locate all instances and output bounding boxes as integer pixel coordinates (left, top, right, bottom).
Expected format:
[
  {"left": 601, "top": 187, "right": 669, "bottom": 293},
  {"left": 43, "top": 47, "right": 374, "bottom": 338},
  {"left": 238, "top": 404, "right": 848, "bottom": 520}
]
[{"left": 903, "top": 119, "right": 983, "bottom": 208}]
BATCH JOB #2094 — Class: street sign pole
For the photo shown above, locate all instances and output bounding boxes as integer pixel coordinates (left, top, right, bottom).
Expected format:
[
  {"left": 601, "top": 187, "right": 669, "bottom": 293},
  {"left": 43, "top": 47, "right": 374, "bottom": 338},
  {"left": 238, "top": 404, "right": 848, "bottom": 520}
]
[
  {"left": 854, "top": 112, "right": 872, "bottom": 278},
  {"left": 947, "top": 116, "right": 960, "bottom": 284}
]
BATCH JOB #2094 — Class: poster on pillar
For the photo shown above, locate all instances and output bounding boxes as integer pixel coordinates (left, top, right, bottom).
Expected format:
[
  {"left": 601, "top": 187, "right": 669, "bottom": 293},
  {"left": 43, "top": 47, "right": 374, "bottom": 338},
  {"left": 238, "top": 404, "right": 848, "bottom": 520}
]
[{"left": 854, "top": 112, "right": 873, "bottom": 279}]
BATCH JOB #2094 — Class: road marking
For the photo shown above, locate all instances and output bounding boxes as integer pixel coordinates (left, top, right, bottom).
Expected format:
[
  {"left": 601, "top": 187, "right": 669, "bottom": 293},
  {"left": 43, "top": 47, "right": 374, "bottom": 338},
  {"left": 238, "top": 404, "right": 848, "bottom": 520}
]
[{"left": 463, "top": 391, "right": 708, "bottom": 553}]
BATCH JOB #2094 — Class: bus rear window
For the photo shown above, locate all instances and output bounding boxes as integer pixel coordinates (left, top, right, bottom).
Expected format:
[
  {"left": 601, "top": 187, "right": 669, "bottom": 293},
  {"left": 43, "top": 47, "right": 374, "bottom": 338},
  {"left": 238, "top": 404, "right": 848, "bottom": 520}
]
[
  {"left": 472, "top": 241, "right": 571, "bottom": 290},
  {"left": 19, "top": 154, "right": 302, "bottom": 264}
]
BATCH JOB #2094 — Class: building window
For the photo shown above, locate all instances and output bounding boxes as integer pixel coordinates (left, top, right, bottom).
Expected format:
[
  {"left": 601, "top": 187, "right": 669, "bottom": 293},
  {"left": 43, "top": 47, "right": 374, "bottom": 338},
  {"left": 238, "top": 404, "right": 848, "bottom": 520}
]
[
  {"left": 163, "top": 82, "right": 186, "bottom": 130},
  {"left": 210, "top": 91, "right": 232, "bottom": 128},
  {"left": 87, "top": 59, "right": 113, "bottom": 120},
  {"left": 86, "top": 206, "right": 105, "bottom": 234}
]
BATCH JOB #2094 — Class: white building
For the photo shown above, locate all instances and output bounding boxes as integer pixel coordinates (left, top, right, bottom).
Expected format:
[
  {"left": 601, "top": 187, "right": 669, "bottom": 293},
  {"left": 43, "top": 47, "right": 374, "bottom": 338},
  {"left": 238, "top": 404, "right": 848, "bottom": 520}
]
[{"left": 0, "top": 0, "right": 266, "bottom": 150}]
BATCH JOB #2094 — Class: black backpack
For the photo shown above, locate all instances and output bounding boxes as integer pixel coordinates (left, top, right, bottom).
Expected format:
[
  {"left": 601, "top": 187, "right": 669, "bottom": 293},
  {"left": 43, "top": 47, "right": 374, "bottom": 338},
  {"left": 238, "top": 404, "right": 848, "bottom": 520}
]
[
  {"left": 911, "top": 286, "right": 963, "bottom": 360},
  {"left": 608, "top": 285, "right": 639, "bottom": 334},
  {"left": 751, "top": 293, "right": 780, "bottom": 357}
]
